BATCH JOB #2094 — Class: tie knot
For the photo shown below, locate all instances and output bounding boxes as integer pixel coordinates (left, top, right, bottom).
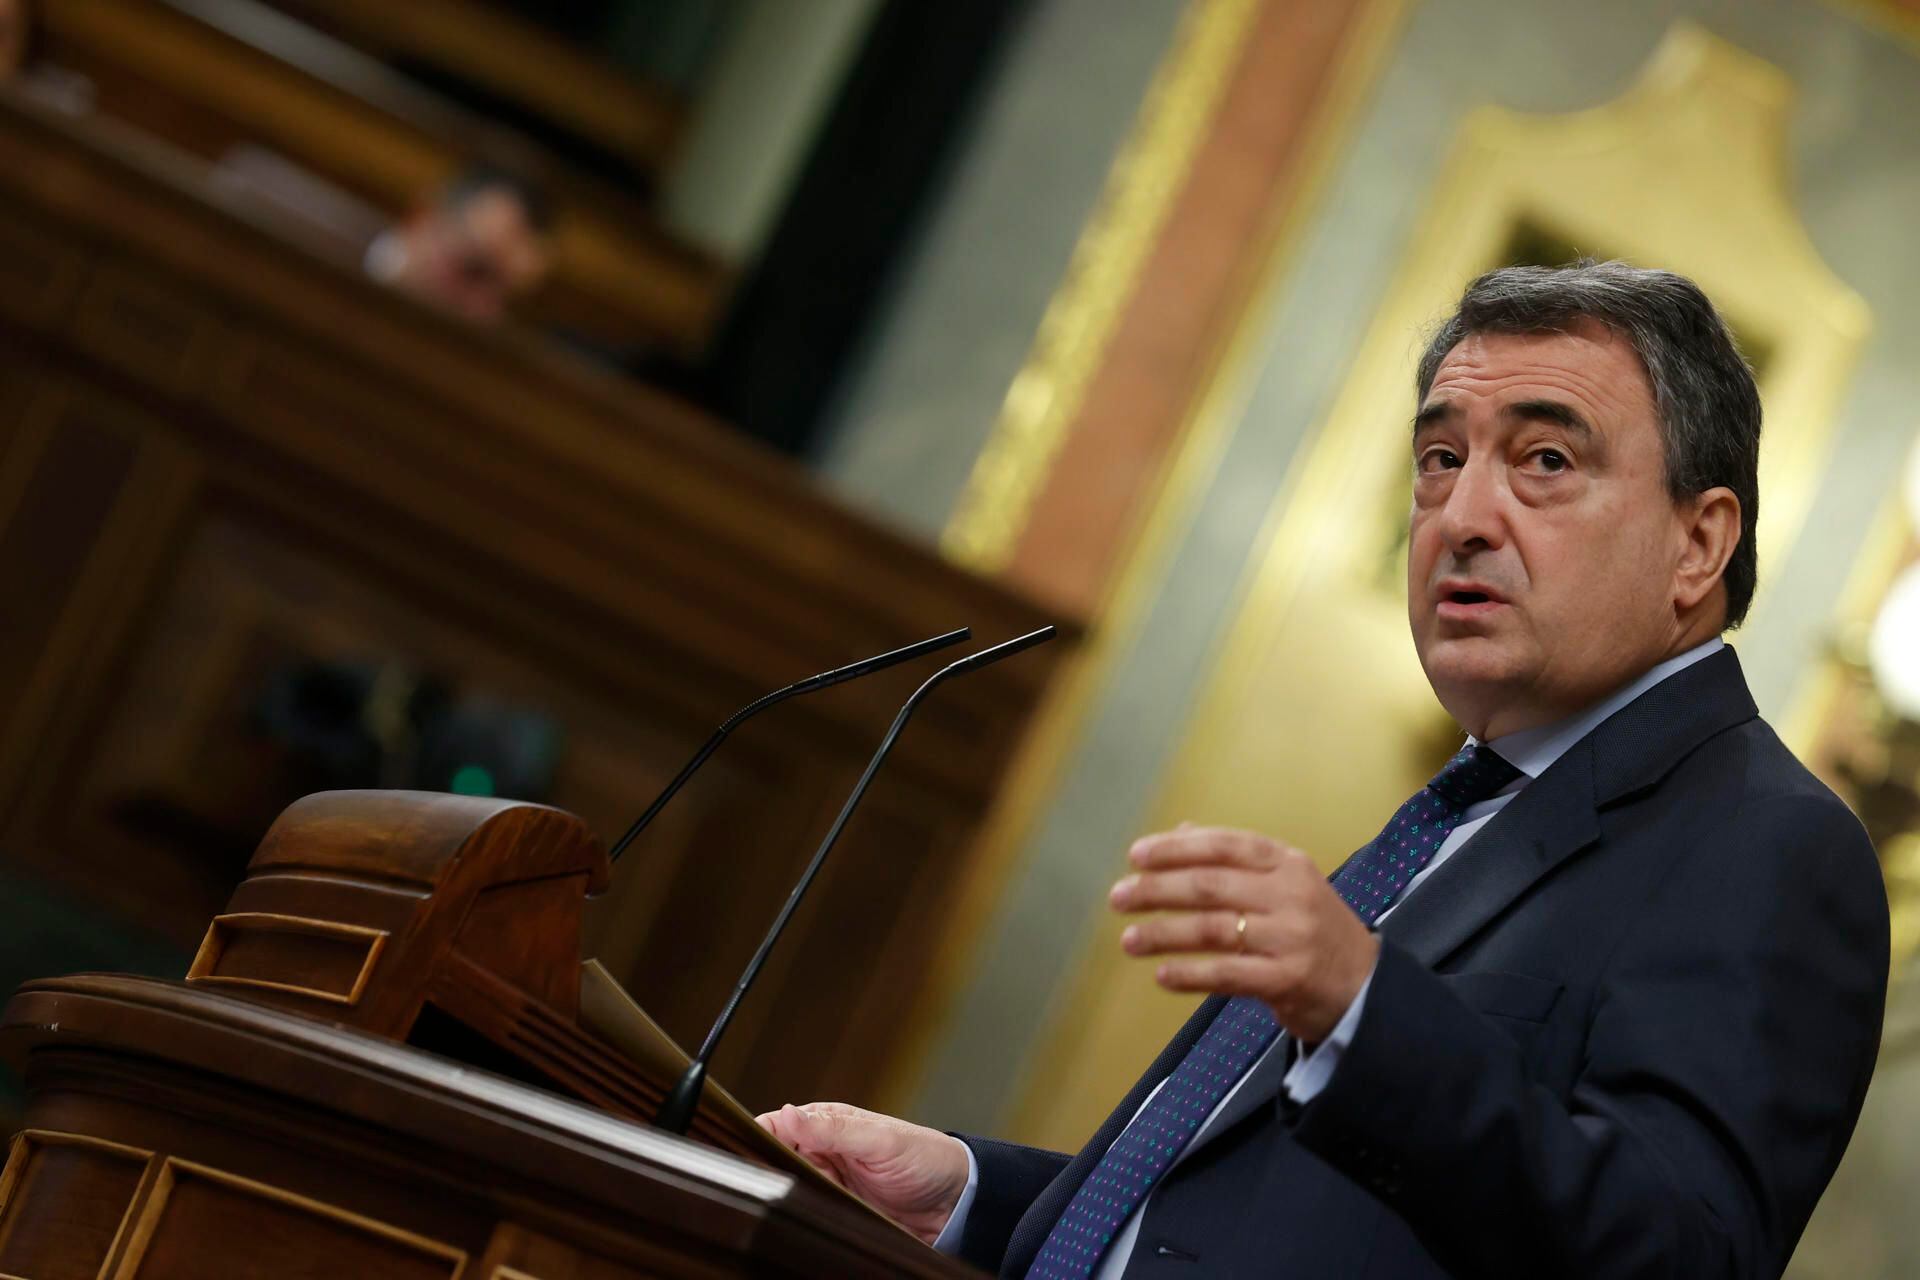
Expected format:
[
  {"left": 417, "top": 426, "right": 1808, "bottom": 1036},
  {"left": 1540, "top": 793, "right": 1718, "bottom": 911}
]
[{"left": 1425, "top": 743, "right": 1522, "bottom": 809}]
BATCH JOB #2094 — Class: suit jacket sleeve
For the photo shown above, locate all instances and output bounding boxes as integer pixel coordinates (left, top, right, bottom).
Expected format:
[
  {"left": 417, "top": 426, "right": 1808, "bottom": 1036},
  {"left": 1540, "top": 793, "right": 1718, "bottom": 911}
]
[
  {"left": 951, "top": 1135, "right": 1072, "bottom": 1272},
  {"left": 1290, "top": 791, "right": 1888, "bottom": 1278}
]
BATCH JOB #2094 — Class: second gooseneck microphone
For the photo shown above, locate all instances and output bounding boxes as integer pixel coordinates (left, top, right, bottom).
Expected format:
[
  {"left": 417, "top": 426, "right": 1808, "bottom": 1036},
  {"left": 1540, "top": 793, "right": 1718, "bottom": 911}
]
[{"left": 654, "top": 625, "right": 1057, "bottom": 1135}]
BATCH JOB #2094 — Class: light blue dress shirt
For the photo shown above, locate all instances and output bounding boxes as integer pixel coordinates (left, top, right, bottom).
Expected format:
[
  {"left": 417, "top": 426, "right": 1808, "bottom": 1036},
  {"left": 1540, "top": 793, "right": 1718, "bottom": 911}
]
[{"left": 934, "top": 638, "right": 1724, "bottom": 1276}]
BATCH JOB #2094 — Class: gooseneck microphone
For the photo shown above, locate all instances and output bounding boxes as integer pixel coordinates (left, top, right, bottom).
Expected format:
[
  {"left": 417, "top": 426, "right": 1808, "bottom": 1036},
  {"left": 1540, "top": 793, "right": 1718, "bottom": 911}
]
[
  {"left": 607, "top": 627, "right": 972, "bottom": 864},
  {"left": 654, "top": 625, "right": 1058, "bottom": 1134}
]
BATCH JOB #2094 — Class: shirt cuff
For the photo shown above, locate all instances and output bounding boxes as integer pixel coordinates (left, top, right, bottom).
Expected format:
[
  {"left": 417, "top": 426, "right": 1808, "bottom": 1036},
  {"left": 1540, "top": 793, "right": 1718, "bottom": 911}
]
[
  {"left": 1282, "top": 965, "right": 1375, "bottom": 1105},
  {"left": 930, "top": 1140, "right": 980, "bottom": 1255}
]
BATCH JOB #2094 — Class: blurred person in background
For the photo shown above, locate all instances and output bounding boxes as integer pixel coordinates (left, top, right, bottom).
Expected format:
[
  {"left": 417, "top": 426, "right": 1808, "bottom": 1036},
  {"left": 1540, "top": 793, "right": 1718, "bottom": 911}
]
[{"left": 365, "top": 165, "right": 554, "bottom": 324}]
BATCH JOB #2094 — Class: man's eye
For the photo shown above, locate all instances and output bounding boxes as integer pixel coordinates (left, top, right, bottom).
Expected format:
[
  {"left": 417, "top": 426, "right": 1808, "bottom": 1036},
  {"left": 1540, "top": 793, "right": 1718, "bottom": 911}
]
[
  {"left": 1530, "top": 449, "right": 1569, "bottom": 473},
  {"left": 1418, "top": 449, "right": 1462, "bottom": 473}
]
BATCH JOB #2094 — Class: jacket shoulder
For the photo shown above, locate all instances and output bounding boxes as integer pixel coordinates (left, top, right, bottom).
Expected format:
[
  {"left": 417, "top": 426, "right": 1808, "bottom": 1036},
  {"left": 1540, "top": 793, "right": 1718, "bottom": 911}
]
[{"left": 1677, "top": 717, "right": 1883, "bottom": 911}]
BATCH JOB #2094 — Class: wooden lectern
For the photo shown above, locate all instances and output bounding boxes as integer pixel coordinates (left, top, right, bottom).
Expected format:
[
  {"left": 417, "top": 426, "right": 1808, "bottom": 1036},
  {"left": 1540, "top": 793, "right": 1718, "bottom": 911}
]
[{"left": 0, "top": 792, "right": 978, "bottom": 1277}]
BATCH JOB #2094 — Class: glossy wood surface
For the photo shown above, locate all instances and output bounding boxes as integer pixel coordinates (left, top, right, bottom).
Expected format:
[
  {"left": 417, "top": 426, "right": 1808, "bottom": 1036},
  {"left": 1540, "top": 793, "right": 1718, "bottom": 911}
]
[{"left": 0, "top": 975, "right": 979, "bottom": 1277}]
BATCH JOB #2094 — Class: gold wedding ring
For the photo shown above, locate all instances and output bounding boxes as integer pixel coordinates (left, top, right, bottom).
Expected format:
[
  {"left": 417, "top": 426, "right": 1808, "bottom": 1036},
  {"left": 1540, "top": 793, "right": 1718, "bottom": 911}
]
[{"left": 1235, "top": 911, "right": 1248, "bottom": 953}]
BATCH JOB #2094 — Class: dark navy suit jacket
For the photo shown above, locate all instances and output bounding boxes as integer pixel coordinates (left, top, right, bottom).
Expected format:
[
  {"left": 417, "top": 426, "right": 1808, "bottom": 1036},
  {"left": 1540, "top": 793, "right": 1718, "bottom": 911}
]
[{"left": 956, "top": 648, "right": 1887, "bottom": 1278}]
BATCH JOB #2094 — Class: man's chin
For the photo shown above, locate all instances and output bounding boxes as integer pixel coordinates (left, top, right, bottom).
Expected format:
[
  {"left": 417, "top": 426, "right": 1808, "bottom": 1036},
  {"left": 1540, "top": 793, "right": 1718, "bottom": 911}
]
[{"left": 1419, "top": 636, "right": 1532, "bottom": 701}]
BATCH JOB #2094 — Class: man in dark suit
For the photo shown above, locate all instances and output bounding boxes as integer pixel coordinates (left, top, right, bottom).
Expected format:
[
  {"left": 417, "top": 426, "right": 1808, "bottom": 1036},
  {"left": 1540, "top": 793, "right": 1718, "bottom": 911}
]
[{"left": 760, "top": 262, "right": 1888, "bottom": 1278}]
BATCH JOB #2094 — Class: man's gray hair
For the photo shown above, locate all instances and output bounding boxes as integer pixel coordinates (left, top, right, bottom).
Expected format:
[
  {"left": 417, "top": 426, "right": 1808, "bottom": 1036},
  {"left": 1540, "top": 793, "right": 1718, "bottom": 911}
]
[{"left": 1415, "top": 260, "right": 1763, "bottom": 628}]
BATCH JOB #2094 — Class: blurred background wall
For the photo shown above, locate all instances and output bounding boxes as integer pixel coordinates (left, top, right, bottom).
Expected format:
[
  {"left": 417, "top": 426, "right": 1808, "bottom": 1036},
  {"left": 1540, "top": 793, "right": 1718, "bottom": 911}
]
[{"left": 4, "top": 0, "right": 1919, "bottom": 1274}]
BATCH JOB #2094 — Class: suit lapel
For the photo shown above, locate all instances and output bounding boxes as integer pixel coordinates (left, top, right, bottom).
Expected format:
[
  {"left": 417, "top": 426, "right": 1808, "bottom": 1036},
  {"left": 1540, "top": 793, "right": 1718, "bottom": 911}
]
[
  {"left": 1377, "top": 738, "right": 1600, "bottom": 967},
  {"left": 1379, "top": 646, "right": 1756, "bottom": 966}
]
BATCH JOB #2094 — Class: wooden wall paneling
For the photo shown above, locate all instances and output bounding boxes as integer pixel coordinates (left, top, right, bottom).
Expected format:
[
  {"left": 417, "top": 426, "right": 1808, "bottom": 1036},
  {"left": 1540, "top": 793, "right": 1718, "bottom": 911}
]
[
  {"left": 44, "top": 497, "right": 756, "bottom": 947},
  {"left": 0, "top": 202, "right": 89, "bottom": 330},
  {"left": 789, "top": 786, "right": 978, "bottom": 1104},
  {"left": 70, "top": 260, "right": 229, "bottom": 400},
  {"left": 0, "top": 380, "right": 203, "bottom": 848},
  {"left": 0, "top": 94, "right": 1072, "bottom": 1111},
  {"left": 203, "top": 338, "right": 966, "bottom": 714},
  {"left": 0, "top": 381, "right": 45, "bottom": 537},
  {"left": 42, "top": 0, "right": 446, "bottom": 201},
  {"left": 259, "top": 0, "right": 685, "bottom": 177},
  {"left": 615, "top": 725, "right": 878, "bottom": 1094},
  {"left": 189, "top": 321, "right": 988, "bottom": 723},
  {"left": 0, "top": 105, "right": 1035, "bottom": 735}
]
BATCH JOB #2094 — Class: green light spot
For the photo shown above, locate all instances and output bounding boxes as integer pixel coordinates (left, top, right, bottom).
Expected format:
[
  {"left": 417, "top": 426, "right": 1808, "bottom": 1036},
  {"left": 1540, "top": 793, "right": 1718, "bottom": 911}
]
[{"left": 450, "top": 764, "right": 495, "bottom": 796}]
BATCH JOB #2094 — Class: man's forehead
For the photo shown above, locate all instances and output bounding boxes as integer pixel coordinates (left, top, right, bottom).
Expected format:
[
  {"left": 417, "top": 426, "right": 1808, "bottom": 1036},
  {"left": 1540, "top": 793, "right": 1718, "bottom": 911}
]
[{"left": 1421, "top": 323, "right": 1652, "bottom": 420}]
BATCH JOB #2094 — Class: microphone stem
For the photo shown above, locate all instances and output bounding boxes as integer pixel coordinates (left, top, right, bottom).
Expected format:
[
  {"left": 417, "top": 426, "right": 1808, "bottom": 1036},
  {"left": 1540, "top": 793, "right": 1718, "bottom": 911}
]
[
  {"left": 655, "top": 625, "right": 1055, "bottom": 1133},
  {"left": 693, "top": 697, "right": 914, "bottom": 1066},
  {"left": 607, "top": 697, "right": 772, "bottom": 864}
]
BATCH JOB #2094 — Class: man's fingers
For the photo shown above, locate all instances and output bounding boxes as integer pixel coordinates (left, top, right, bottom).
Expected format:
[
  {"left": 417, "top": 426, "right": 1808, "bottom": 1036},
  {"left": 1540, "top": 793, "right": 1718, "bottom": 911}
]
[
  {"left": 766, "top": 1102, "right": 904, "bottom": 1164},
  {"left": 1128, "top": 827, "right": 1289, "bottom": 872},
  {"left": 762, "top": 1103, "right": 837, "bottom": 1148},
  {"left": 1121, "top": 910, "right": 1244, "bottom": 957},
  {"left": 1111, "top": 866, "right": 1266, "bottom": 913}
]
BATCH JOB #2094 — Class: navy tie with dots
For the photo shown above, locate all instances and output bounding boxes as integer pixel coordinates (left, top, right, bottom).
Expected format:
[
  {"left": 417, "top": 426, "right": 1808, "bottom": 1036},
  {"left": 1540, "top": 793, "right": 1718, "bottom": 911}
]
[{"left": 1023, "top": 743, "right": 1521, "bottom": 1279}]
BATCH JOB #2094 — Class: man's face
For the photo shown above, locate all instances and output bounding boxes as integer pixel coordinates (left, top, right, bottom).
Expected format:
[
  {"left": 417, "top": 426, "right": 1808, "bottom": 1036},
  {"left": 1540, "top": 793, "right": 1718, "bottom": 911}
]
[
  {"left": 1407, "top": 322, "right": 1698, "bottom": 739},
  {"left": 401, "top": 188, "right": 550, "bottom": 323}
]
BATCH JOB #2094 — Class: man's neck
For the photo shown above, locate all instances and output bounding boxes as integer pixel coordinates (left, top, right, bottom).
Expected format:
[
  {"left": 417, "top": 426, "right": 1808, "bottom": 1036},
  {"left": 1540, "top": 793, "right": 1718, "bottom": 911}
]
[{"left": 1478, "top": 638, "right": 1725, "bottom": 778}]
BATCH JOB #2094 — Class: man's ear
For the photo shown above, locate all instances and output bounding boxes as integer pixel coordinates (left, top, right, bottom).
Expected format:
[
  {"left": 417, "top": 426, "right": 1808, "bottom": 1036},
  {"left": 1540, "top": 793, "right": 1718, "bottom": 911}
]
[{"left": 1675, "top": 486, "right": 1741, "bottom": 613}]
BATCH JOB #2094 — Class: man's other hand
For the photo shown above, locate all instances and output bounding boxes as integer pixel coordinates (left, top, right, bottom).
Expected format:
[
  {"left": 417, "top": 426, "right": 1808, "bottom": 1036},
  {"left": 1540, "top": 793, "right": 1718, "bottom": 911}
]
[
  {"left": 1112, "top": 826, "right": 1379, "bottom": 1043},
  {"left": 754, "top": 1101, "right": 971, "bottom": 1244}
]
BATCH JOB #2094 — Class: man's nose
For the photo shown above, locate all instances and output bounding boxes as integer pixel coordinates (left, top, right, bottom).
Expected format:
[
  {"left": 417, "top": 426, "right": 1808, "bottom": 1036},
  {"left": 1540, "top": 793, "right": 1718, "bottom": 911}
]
[{"left": 1434, "top": 456, "right": 1507, "bottom": 554}]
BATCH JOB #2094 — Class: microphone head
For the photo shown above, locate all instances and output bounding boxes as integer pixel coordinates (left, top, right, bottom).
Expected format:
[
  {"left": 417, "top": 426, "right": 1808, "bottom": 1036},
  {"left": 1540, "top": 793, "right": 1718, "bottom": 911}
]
[
  {"left": 945, "top": 625, "right": 1056, "bottom": 675},
  {"left": 799, "top": 627, "right": 973, "bottom": 692}
]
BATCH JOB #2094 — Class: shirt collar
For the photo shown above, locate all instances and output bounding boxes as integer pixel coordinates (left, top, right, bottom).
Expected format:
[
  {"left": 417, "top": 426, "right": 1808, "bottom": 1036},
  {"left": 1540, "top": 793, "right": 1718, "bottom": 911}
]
[{"left": 1474, "top": 637, "right": 1726, "bottom": 782}]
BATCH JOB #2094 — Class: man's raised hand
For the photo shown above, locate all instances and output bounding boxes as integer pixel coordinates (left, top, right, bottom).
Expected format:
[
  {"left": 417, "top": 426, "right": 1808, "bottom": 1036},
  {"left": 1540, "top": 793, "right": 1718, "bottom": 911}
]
[
  {"left": 754, "top": 1101, "right": 971, "bottom": 1244},
  {"left": 1111, "top": 826, "right": 1378, "bottom": 1044}
]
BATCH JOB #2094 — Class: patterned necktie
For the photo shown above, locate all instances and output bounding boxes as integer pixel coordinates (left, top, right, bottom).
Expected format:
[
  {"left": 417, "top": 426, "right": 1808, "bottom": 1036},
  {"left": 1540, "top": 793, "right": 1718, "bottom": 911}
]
[
  {"left": 1328, "top": 742, "right": 1522, "bottom": 926},
  {"left": 1024, "top": 743, "right": 1521, "bottom": 1279}
]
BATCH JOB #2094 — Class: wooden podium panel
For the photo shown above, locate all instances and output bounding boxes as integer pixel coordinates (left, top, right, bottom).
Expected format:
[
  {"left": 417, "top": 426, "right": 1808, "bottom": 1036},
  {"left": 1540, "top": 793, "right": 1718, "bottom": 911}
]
[
  {"left": 1, "top": 976, "right": 976, "bottom": 1278},
  {"left": 1, "top": 791, "right": 984, "bottom": 1275}
]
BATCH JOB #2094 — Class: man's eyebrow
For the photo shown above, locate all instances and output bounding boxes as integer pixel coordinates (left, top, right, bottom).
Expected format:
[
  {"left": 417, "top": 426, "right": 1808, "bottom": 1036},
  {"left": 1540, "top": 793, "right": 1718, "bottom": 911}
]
[
  {"left": 1411, "top": 401, "right": 1456, "bottom": 436},
  {"left": 1410, "top": 397, "right": 1599, "bottom": 441},
  {"left": 1503, "top": 398, "right": 1594, "bottom": 437}
]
